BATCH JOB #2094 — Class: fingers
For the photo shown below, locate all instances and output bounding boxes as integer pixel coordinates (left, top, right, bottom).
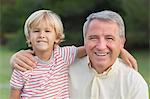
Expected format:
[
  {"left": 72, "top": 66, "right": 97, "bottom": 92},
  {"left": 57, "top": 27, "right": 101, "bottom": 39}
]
[
  {"left": 123, "top": 49, "right": 138, "bottom": 71},
  {"left": 122, "top": 56, "right": 132, "bottom": 68},
  {"left": 14, "top": 55, "right": 34, "bottom": 70},
  {"left": 128, "top": 56, "right": 138, "bottom": 71},
  {"left": 10, "top": 50, "right": 37, "bottom": 72},
  {"left": 120, "top": 48, "right": 138, "bottom": 71},
  {"left": 13, "top": 63, "right": 27, "bottom": 72},
  {"left": 19, "top": 50, "right": 36, "bottom": 65},
  {"left": 16, "top": 50, "right": 36, "bottom": 67}
]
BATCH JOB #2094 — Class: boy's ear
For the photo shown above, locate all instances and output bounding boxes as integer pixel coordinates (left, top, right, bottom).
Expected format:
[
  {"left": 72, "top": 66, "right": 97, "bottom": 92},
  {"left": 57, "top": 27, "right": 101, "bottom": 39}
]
[
  {"left": 26, "top": 37, "right": 32, "bottom": 47},
  {"left": 54, "top": 39, "right": 59, "bottom": 44}
]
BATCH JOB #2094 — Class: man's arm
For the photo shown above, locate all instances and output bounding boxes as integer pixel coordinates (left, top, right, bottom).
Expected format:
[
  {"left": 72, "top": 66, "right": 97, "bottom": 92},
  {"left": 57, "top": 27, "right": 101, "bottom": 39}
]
[
  {"left": 76, "top": 47, "right": 138, "bottom": 70},
  {"left": 10, "top": 48, "right": 138, "bottom": 71},
  {"left": 10, "top": 50, "right": 36, "bottom": 71},
  {"left": 9, "top": 88, "right": 20, "bottom": 99}
]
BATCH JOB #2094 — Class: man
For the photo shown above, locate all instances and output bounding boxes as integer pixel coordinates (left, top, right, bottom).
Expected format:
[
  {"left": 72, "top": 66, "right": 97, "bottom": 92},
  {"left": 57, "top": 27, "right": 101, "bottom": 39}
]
[
  {"left": 69, "top": 10, "right": 148, "bottom": 99},
  {"left": 10, "top": 10, "right": 148, "bottom": 99}
]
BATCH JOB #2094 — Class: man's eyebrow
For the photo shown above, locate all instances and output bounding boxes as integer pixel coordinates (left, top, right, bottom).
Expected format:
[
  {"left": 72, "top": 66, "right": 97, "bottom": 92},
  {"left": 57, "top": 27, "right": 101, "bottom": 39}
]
[
  {"left": 87, "top": 35, "right": 98, "bottom": 38},
  {"left": 88, "top": 34, "right": 98, "bottom": 37}
]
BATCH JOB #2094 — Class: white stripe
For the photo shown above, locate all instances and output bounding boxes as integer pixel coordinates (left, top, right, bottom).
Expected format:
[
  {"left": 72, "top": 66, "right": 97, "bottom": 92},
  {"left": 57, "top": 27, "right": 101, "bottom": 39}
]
[{"left": 10, "top": 46, "right": 77, "bottom": 98}]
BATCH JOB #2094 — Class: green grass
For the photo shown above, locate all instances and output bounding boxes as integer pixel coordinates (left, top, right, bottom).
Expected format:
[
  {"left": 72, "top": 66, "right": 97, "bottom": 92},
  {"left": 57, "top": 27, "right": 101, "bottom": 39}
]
[
  {"left": 0, "top": 47, "right": 15, "bottom": 99},
  {"left": 0, "top": 47, "right": 149, "bottom": 98},
  {"left": 131, "top": 50, "right": 150, "bottom": 84}
]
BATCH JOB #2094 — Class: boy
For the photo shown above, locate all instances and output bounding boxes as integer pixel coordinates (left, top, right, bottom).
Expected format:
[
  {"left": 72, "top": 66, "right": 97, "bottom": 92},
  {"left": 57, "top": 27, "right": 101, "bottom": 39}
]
[{"left": 10, "top": 10, "right": 85, "bottom": 99}]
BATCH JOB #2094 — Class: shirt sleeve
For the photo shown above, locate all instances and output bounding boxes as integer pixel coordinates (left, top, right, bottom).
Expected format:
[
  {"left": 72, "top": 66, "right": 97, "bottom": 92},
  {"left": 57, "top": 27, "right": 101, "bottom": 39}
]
[
  {"left": 10, "top": 69, "right": 24, "bottom": 89},
  {"left": 128, "top": 70, "right": 149, "bottom": 99},
  {"left": 60, "top": 46, "right": 77, "bottom": 66}
]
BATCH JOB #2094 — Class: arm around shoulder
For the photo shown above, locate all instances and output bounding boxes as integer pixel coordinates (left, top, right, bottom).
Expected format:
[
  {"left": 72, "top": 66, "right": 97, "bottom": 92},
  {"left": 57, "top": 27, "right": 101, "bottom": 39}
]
[{"left": 76, "top": 46, "right": 86, "bottom": 58}]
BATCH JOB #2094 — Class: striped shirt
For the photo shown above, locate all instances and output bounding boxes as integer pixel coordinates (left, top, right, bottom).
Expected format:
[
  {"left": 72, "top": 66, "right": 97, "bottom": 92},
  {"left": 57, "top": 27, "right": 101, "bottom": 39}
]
[{"left": 10, "top": 46, "right": 77, "bottom": 99}]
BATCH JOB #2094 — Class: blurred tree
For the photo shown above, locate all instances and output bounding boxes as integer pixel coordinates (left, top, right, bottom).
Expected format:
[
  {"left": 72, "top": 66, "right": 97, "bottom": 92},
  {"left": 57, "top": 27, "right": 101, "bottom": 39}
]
[
  {"left": 0, "top": 0, "right": 98, "bottom": 49},
  {"left": 0, "top": 0, "right": 148, "bottom": 50},
  {"left": 0, "top": 0, "right": 99, "bottom": 32},
  {"left": 122, "top": 0, "right": 149, "bottom": 49}
]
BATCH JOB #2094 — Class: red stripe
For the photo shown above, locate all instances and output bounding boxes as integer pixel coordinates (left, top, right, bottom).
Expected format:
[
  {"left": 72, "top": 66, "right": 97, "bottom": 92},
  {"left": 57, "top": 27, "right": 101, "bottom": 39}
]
[{"left": 10, "top": 46, "right": 76, "bottom": 98}]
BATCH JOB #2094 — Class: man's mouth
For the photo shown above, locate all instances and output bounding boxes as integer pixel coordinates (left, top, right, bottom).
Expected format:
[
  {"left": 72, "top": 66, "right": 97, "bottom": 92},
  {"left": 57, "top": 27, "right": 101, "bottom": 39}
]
[{"left": 95, "top": 52, "right": 109, "bottom": 56}]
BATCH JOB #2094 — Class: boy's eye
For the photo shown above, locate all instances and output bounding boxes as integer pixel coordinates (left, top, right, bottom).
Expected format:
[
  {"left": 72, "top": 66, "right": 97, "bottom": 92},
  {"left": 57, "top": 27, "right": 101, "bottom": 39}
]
[
  {"left": 45, "top": 30, "right": 51, "bottom": 32},
  {"left": 33, "top": 30, "right": 39, "bottom": 32}
]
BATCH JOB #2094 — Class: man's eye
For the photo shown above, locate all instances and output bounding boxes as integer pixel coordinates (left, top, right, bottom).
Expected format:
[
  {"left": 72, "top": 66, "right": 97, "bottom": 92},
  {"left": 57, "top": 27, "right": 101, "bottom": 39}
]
[
  {"left": 106, "top": 37, "right": 113, "bottom": 41},
  {"left": 89, "top": 37, "right": 96, "bottom": 40},
  {"left": 88, "top": 36, "right": 98, "bottom": 40}
]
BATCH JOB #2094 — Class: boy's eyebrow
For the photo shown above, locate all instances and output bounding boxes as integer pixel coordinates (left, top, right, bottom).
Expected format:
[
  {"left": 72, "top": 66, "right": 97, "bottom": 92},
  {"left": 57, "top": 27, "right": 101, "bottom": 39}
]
[
  {"left": 31, "top": 26, "right": 39, "bottom": 29},
  {"left": 32, "top": 28, "right": 39, "bottom": 29}
]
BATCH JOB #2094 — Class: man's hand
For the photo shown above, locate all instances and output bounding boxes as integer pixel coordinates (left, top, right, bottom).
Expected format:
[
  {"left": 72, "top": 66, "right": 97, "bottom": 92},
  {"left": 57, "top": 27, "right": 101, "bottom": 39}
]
[
  {"left": 10, "top": 50, "right": 37, "bottom": 72},
  {"left": 120, "top": 49, "right": 138, "bottom": 71}
]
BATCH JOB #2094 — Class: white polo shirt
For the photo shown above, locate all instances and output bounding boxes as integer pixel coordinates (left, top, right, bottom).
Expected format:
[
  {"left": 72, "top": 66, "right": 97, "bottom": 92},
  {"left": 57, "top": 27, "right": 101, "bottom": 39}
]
[{"left": 69, "top": 57, "right": 148, "bottom": 99}]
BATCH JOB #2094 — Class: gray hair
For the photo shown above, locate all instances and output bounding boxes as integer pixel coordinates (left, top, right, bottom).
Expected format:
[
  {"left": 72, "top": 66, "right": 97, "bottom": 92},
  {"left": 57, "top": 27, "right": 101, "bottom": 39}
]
[{"left": 83, "top": 10, "right": 125, "bottom": 40}]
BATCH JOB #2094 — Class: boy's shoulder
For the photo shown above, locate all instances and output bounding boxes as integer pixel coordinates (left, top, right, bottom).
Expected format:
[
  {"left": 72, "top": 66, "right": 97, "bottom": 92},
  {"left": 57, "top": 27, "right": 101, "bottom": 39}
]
[{"left": 54, "top": 45, "right": 77, "bottom": 54}]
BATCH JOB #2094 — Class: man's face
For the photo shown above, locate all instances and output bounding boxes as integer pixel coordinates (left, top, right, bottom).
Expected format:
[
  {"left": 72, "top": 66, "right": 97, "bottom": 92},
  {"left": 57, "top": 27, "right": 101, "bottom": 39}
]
[{"left": 84, "top": 19, "right": 124, "bottom": 73}]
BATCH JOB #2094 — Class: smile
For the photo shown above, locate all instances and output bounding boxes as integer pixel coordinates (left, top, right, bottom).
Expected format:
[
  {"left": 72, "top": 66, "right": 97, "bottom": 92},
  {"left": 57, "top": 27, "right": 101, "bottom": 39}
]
[
  {"left": 94, "top": 52, "right": 109, "bottom": 56},
  {"left": 37, "top": 40, "right": 47, "bottom": 43}
]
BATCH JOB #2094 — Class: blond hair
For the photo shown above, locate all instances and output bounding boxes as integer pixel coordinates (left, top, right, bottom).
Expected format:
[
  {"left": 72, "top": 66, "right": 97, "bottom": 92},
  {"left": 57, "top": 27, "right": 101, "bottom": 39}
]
[{"left": 24, "top": 10, "right": 64, "bottom": 44}]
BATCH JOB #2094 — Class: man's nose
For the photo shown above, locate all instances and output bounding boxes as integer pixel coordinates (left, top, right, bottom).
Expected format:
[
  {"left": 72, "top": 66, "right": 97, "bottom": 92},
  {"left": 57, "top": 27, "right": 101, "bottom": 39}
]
[{"left": 96, "top": 39, "right": 107, "bottom": 50}]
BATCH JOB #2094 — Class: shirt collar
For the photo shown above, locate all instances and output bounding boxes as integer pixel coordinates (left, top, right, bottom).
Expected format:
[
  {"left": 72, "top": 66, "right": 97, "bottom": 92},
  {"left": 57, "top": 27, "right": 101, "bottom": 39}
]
[{"left": 87, "top": 56, "right": 118, "bottom": 78}]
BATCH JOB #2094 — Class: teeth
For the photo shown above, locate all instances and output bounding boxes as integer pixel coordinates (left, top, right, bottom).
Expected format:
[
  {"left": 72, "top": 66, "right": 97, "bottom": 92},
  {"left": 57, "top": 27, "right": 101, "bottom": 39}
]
[{"left": 95, "top": 52, "right": 108, "bottom": 56}]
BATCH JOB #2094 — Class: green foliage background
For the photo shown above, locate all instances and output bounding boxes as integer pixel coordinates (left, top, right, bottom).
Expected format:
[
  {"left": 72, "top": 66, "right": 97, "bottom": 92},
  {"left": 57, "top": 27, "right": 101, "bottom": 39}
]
[
  {"left": 0, "top": 0, "right": 149, "bottom": 50},
  {"left": 0, "top": 0, "right": 149, "bottom": 98}
]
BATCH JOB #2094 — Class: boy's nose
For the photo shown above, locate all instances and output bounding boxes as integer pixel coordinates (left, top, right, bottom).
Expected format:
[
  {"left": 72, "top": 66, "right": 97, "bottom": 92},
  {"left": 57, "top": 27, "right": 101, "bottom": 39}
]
[{"left": 39, "top": 31, "right": 45, "bottom": 38}]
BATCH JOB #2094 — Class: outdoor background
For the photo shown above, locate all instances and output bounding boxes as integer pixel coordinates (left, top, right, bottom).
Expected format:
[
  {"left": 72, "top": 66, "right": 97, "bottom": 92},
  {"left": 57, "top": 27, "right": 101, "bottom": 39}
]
[{"left": 0, "top": 0, "right": 149, "bottom": 98}]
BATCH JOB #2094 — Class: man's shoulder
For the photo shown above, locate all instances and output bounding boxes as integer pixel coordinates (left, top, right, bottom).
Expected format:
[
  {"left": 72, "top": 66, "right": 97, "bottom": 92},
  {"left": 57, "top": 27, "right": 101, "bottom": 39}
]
[
  {"left": 117, "top": 58, "right": 135, "bottom": 72},
  {"left": 117, "top": 58, "right": 148, "bottom": 87},
  {"left": 116, "top": 58, "right": 140, "bottom": 76},
  {"left": 58, "top": 45, "right": 77, "bottom": 50}
]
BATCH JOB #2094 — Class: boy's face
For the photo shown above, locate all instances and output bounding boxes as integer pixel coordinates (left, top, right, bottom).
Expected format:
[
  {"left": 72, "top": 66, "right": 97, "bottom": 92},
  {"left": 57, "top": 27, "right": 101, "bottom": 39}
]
[{"left": 28, "top": 20, "right": 58, "bottom": 53}]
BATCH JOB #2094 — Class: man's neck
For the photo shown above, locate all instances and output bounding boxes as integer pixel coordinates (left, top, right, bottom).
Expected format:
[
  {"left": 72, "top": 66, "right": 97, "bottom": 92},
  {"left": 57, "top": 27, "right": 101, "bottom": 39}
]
[{"left": 92, "top": 65, "right": 112, "bottom": 74}]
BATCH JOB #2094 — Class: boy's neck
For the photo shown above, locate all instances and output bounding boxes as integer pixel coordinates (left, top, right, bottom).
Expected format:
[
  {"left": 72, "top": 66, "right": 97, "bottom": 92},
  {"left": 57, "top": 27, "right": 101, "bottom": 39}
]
[{"left": 34, "top": 50, "right": 52, "bottom": 61}]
